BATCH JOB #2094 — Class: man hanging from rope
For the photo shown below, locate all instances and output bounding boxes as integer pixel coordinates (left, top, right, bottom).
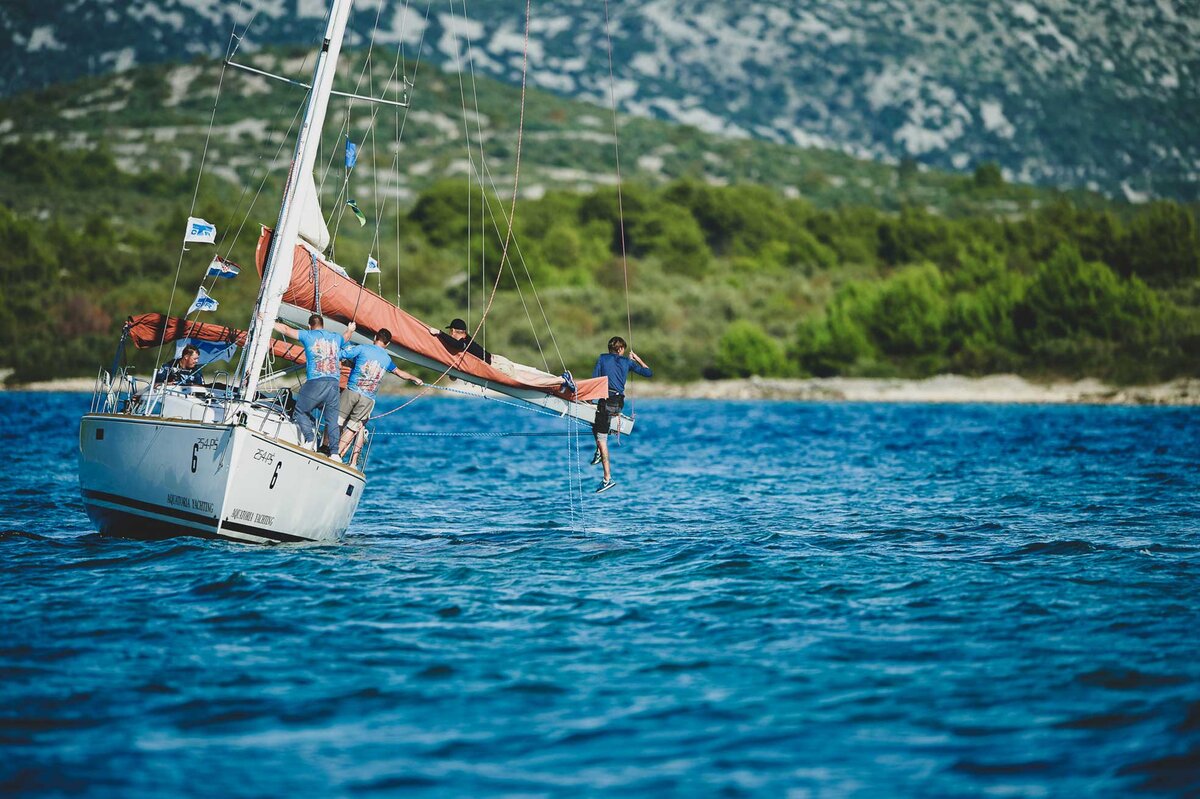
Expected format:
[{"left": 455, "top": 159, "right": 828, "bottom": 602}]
[{"left": 590, "top": 335, "right": 652, "bottom": 494}]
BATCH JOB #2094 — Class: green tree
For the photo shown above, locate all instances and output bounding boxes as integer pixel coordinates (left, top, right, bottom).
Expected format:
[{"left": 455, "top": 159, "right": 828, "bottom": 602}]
[
  {"left": 973, "top": 162, "right": 1004, "bottom": 189},
  {"left": 793, "top": 282, "right": 878, "bottom": 376},
  {"left": 867, "top": 263, "right": 949, "bottom": 360},
  {"left": 1013, "top": 244, "right": 1167, "bottom": 372},
  {"left": 630, "top": 204, "right": 711, "bottom": 276},
  {"left": 714, "top": 320, "right": 789, "bottom": 377},
  {"left": 1116, "top": 200, "right": 1200, "bottom": 284}
]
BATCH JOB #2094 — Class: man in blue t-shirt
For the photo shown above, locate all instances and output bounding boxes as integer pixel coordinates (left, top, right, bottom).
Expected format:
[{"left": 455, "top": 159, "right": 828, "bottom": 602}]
[
  {"left": 274, "top": 314, "right": 350, "bottom": 458},
  {"left": 590, "top": 335, "right": 652, "bottom": 493},
  {"left": 337, "top": 326, "right": 423, "bottom": 466}
]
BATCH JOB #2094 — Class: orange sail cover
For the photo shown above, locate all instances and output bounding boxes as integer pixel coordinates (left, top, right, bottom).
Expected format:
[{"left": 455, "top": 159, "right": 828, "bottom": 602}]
[
  {"left": 125, "top": 313, "right": 350, "bottom": 387},
  {"left": 255, "top": 228, "right": 608, "bottom": 402}
]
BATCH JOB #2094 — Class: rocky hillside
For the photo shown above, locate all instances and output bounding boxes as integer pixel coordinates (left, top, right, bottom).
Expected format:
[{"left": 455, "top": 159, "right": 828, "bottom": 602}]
[{"left": 2, "top": 0, "right": 1196, "bottom": 200}]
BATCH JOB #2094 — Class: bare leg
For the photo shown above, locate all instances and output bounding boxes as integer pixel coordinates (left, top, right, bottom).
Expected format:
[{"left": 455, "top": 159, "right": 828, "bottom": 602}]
[
  {"left": 595, "top": 431, "right": 611, "bottom": 483},
  {"left": 337, "top": 425, "right": 356, "bottom": 458},
  {"left": 350, "top": 429, "right": 367, "bottom": 467}
]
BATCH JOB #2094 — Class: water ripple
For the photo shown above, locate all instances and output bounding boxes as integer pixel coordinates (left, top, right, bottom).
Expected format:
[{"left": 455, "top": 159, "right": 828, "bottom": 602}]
[{"left": 1, "top": 395, "right": 1198, "bottom": 796}]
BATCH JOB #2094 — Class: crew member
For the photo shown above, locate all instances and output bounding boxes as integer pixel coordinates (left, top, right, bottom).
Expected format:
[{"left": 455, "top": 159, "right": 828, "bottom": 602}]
[
  {"left": 590, "top": 335, "right": 652, "bottom": 493},
  {"left": 274, "top": 315, "right": 349, "bottom": 457},
  {"left": 337, "top": 324, "right": 423, "bottom": 467}
]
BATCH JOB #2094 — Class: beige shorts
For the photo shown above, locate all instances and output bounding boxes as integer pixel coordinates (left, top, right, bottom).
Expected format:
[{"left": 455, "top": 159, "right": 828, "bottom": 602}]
[{"left": 338, "top": 389, "right": 375, "bottom": 432}]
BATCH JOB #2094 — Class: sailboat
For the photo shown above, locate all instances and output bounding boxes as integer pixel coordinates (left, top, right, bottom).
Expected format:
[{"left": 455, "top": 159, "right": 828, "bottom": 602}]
[{"left": 77, "top": 0, "right": 628, "bottom": 545}]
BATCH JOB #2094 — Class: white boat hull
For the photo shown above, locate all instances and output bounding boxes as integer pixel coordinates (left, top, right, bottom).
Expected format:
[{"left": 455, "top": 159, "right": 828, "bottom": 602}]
[{"left": 78, "top": 414, "right": 364, "bottom": 544}]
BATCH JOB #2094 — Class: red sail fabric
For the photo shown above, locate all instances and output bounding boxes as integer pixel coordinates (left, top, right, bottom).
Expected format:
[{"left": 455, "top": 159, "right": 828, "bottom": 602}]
[
  {"left": 125, "top": 313, "right": 350, "bottom": 387},
  {"left": 255, "top": 228, "right": 609, "bottom": 402}
]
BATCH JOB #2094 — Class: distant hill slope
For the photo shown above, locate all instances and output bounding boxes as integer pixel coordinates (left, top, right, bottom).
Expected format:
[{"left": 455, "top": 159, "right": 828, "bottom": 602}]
[
  {"left": 1, "top": 50, "right": 1196, "bottom": 388},
  {"left": 0, "top": 48, "right": 1102, "bottom": 221},
  {"left": 1, "top": 1, "right": 1196, "bottom": 201}
]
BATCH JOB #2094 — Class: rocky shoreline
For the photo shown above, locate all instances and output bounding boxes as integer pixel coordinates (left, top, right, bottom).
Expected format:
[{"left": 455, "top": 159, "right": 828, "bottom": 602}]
[
  {"left": 630, "top": 375, "right": 1200, "bottom": 406},
  {"left": 5, "top": 374, "right": 1199, "bottom": 405}
]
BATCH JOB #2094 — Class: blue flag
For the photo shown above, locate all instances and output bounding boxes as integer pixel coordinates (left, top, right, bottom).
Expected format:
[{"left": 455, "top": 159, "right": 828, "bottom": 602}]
[
  {"left": 176, "top": 338, "right": 237, "bottom": 365},
  {"left": 364, "top": 255, "right": 380, "bottom": 275},
  {"left": 345, "top": 140, "right": 358, "bottom": 169},
  {"left": 206, "top": 255, "right": 240, "bottom": 279}
]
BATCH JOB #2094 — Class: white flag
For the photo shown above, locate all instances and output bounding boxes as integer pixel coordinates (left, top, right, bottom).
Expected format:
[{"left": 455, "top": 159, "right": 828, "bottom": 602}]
[
  {"left": 184, "top": 216, "right": 217, "bottom": 244},
  {"left": 187, "top": 286, "right": 219, "bottom": 314},
  {"left": 328, "top": 262, "right": 350, "bottom": 278},
  {"left": 364, "top": 255, "right": 380, "bottom": 277}
]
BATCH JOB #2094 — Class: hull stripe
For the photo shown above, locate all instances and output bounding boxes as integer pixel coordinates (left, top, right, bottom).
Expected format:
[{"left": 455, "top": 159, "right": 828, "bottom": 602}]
[
  {"left": 82, "top": 489, "right": 217, "bottom": 528},
  {"left": 219, "top": 519, "right": 308, "bottom": 543},
  {"left": 81, "top": 489, "right": 310, "bottom": 543}
]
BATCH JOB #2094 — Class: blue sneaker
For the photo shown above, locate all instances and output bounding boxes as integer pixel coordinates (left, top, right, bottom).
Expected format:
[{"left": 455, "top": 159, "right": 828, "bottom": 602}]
[
  {"left": 596, "top": 478, "right": 616, "bottom": 494},
  {"left": 590, "top": 447, "right": 602, "bottom": 466}
]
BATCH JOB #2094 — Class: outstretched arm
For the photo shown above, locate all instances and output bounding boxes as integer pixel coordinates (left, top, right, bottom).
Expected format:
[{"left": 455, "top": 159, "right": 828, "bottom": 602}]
[
  {"left": 391, "top": 366, "right": 424, "bottom": 386},
  {"left": 342, "top": 321, "right": 356, "bottom": 342},
  {"left": 273, "top": 322, "right": 299, "bottom": 339},
  {"left": 629, "top": 351, "right": 653, "bottom": 378}
]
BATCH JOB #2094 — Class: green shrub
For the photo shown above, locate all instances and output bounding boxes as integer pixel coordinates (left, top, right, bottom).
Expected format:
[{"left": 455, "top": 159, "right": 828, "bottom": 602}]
[{"left": 713, "top": 320, "right": 790, "bottom": 378}]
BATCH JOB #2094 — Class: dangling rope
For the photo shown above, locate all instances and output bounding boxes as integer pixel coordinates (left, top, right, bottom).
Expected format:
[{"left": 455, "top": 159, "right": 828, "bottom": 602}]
[
  {"left": 602, "top": 0, "right": 638, "bottom": 436},
  {"left": 602, "top": 0, "right": 635, "bottom": 354}
]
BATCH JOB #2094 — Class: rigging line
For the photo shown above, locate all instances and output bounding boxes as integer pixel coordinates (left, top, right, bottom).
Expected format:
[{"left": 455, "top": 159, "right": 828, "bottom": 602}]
[
  {"left": 212, "top": 8, "right": 260, "bottom": 249},
  {"left": 471, "top": 161, "right": 563, "bottom": 372},
  {"left": 369, "top": 367, "right": 571, "bottom": 422},
  {"left": 369, "top": 74, "right": 380, "bottom": 252},
  {"left": 361, "top": 6, "right": 422, "bottom": 242},
  {"left": 455, "top": 156, "right": 562, "bottom": 373},
  {"left": 459, "top": 0, "right": 531, "bottom": 370},
  {"left": 461, "top": 0, "right": 491, "bottom": 353},
  {"left": 323, "top": 0, "right": 389, "bottom": 255},
  {"left": 220, "top": 33, "right": 312, "bottom": 262},
  {"left": 381, "top": 0, "right": 431, "bottom": 307},
  {"left": 372, "top": 430, "right": 580, "bottom": 438},
  {"left": 446, "top": 0, "right": 476, "bottom": 333},
  {"left": 324, "top": 0, "right": 413, "bottom": 260},
  {"left": 153, "top": 30, "right": 237, "bottom": 378},
  {"left": 567, "top": 410, "right": 580, "bottom": 530},
  {"left": 327, "top": 0, "right": 422, "bottom": 271},
  {"left": 225, "top": 11, "right": 318, "bottom": 246},
  {"left": 367, "top": 0, "right": 532, "bottom": 425},
  {"left": 225, "top": 96, "right": 308, "bottom": 267},
  {"left": 602, "top": 0, "right": 634, "bottom": 352}
]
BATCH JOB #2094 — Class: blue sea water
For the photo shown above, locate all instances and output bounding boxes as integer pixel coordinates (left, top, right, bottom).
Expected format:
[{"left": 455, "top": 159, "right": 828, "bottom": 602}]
[{"left": 2, "top": 392, "right": 1199, "bottom": 797}]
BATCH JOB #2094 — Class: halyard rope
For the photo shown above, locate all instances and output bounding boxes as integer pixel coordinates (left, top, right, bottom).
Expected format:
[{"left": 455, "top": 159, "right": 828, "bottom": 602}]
[{"left": 366, "top": 0, "right": 534, "bottom": 423}]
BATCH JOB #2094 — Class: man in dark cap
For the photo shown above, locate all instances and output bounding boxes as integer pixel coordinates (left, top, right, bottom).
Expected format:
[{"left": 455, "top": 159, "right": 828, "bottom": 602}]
[{"left": 432, "top": 317, "right": 492, "bottom": 364}]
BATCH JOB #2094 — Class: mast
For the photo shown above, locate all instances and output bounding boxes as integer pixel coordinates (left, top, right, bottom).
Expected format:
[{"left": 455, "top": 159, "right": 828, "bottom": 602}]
[{"left": 237, "top": 0, "right": 353, "bottom": 400}]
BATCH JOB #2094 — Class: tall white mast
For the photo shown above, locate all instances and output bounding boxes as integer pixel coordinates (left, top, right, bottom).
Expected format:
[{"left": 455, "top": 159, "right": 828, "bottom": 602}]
[{"left": 238, "top": 0, "right": 353, "bottom": 400}]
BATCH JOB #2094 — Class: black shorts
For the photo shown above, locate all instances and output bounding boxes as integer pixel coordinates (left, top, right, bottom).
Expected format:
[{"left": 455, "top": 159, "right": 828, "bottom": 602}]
[{"left": 592, "top": 394, "right": 624, "bottom": 435}]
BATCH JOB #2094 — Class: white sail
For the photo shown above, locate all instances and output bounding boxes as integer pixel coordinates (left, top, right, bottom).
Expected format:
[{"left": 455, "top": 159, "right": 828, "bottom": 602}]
[
  {"left": 295, "top": 172, "right": 331, "bottom": 251},
  {"left": 238, "top": 0, "right": 353, "bottom": 401}
]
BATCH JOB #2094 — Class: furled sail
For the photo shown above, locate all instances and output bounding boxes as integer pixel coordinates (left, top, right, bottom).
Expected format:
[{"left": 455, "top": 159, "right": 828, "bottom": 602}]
[
  {"left": 125, "top": 313, "right": 349, "bottom": 386},
  {"left": 254, "top": 228, "right": 610, "bottom": 403},
  {"left": 294, "top": 172, "right": 331, "bottom": 251}
]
